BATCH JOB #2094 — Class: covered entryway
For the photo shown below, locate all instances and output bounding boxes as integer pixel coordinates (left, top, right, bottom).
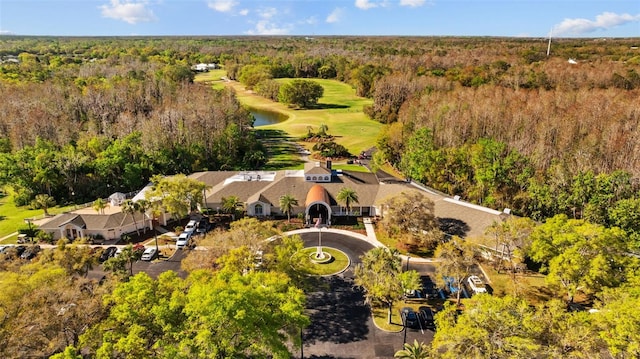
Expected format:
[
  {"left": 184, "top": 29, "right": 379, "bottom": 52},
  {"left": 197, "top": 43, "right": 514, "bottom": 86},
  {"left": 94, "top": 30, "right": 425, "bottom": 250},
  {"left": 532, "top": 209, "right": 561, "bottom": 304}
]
[{"left": 305, "top": 184, "right": 332, "bottom": 226}]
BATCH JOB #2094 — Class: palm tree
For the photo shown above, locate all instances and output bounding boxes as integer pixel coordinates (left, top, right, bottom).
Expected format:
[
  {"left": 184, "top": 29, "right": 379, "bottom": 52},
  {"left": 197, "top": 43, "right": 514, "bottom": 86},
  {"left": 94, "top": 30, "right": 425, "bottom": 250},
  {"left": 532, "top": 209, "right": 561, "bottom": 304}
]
[
  {"left": 32, "top": 194, "right": 56, "bottom": 216},
  {"left": 121, "top": 199, "right": 140, "bottom": 236},
  {"left": 136, "top": 199, "right": 151, "bottom": 233},
  {"left": 394, "top": 340, "right": 431, "bottom": 359},
  {"left": 92, "top": 198, "right": 108, "bottom": 214},
  {"left": 279, "top": 194, "right": 299, "bottom": 223},
  {"left": 222, "top": 195, "right": 243, "bottom": 218},
  {"left": 337, "top": 187, "right": 359, "bottom": 217}
]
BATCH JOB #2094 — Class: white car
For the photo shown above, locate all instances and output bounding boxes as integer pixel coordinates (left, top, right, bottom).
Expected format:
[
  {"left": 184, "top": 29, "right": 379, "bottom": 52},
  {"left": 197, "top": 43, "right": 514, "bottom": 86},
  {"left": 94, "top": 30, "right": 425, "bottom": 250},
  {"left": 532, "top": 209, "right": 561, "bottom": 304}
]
[
  {"left": 184, "top": 220, "right": 198, "bottom": 234},
  {"left": 467, "top": 275, "right": 487, "bottom": 294},
  {"left": 141, "top": 247, "right": 157, "bottom": 261},
  {"left": 176, "top": 232, "right": 191, "bottom": 249}
]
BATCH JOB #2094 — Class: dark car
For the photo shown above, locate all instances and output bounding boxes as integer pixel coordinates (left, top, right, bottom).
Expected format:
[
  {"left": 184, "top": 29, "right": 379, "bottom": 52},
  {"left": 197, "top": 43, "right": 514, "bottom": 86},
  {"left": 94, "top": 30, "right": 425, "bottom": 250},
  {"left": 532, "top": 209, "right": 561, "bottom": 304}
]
[
  {"left": 14, "top": 245, "right": 27, "bottom": 257},
  {"left": 20, "top": 245, "right": 41, "bottom": 260},
  {"left": 400, "top": 307, "right": 420, "bottom": 329},
  {"left": 419, "top": 306, "right": 435, "bottom": 330},
  {"left": 196, "top": 219, "right": 211, "bottom": 234},
  {"left": 99, "top": 246, "right": 118, "bottom": 262}
]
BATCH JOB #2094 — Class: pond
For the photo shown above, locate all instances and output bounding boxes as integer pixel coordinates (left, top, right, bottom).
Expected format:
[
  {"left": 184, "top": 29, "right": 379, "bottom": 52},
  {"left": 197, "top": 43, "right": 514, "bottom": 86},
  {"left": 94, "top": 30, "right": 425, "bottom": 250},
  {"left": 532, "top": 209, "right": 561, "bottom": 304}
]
[{"left": 251, "top": 108, "right": 288, "bottom": 127}]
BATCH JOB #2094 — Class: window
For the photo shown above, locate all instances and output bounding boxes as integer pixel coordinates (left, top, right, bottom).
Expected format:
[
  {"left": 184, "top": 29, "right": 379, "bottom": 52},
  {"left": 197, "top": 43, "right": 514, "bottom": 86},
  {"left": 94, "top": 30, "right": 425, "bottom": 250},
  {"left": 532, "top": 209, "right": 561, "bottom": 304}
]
[{"left": 255, "top": 204, "right": 263, "bottom": 215}]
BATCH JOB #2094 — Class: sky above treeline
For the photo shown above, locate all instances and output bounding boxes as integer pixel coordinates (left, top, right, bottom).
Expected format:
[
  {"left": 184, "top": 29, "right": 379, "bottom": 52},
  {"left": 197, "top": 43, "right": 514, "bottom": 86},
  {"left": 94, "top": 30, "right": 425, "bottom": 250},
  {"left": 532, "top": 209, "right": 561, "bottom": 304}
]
[{"left": 0, "top": 0, "right": 638, "bottom": 37}]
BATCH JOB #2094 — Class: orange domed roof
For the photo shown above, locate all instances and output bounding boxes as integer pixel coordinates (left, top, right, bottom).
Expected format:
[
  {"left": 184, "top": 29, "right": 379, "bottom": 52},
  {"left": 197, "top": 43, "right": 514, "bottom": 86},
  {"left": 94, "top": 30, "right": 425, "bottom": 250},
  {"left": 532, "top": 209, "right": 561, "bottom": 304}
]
[{"left": 305, "top": 185, "right": 330, "bottom": 207}]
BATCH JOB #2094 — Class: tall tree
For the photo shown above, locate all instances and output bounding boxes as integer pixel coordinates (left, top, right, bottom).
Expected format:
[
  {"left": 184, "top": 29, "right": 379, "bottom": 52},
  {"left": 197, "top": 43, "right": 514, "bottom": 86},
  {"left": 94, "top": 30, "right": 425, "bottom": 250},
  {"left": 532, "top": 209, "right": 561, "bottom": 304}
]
[
  {"left": 354, "top": 248, "right": 421, "bottom": 324},
  {"left": 484, "top": 216, "right": 535, "bottom": 295},
  {"left": 279, "top": 194, "right": 298, "bottom": 223},
  {"left": 434, "top": 239, "right": 477, "bottom": 305},
  {"left": 32, "top": 193, "right": 56, "bottom": 216},
  {"left": 278, "top": 79, "right": 324, "bottom": 108},
  {"left": 145, "top": 174, "right": 209, "bottom": 220},
  {"left": 221, "top": 195, "right": 243, "bottom": 217},
  {"left": 380, "top": 191, "right": 442, "bottom": 251},
  {"left": 337, "top": 187, "right": 359, "bottom": 217},
  {"left": 120, "top": 199, "right": 140, "bottom": 236},
  {"left": 529, "top": 214, "right": 630, "bottom": 303},
  {"left": 136, "top": 199, "right": 151, "bottom": 233},
  {"left": 92, "top": 198, "right": 107, "bottom": 214}
]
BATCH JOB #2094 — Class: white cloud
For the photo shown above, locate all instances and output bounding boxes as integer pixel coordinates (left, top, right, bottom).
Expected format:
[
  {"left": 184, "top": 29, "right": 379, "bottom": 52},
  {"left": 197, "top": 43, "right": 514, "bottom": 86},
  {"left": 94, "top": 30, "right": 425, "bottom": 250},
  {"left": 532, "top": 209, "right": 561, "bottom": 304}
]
[
  {"left": 553, "top": 12, "right": 640, "bottom": 36},
  {"left": 301, "top": 16, "right": 318, "bottom": 25},
  {"left": 207, "top": 0, "right": 237, "bottom": 13},
  {"left": 246, "top": 20, "right": 292, "bottom": 35},
  {"left": 400, "top": 0, "right": 426, "bottom": 7},
  {"left": 239, "top": 8, "right": 249, "bottom": 16},
  {"left": 100, "top": 0, "right": 156, "bottom": 24},
  {"left": 355, "top": 0, "right": 377, "bottom": 10},
  {"left": 326, "top": 8, "right": 344, "bottom": 23},
  {"left": 257, "top": 7, "right": 278, "bottom": 19}
]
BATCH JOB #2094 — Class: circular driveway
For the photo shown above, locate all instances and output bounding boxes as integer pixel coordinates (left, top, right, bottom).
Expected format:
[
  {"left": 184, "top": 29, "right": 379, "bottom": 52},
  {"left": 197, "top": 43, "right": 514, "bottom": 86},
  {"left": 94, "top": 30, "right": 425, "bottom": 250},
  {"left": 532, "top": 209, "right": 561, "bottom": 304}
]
[{"left": 296, "top": 230, "right": 436, "bottom": 359}]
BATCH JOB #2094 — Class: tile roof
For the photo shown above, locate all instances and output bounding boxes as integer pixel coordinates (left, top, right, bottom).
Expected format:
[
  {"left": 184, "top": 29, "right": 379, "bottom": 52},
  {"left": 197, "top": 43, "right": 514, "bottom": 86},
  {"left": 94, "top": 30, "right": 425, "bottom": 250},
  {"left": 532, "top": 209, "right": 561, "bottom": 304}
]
[{"left": 306, "top": 185, "right": 331, "bottom": 206}]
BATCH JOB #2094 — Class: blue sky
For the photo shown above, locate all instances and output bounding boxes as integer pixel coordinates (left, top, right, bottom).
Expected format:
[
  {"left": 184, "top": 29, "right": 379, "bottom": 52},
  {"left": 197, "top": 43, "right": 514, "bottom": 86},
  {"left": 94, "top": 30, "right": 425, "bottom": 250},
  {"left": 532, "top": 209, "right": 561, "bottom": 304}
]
[{"left": 0, "top": 0, "right": 638, "bottom": 37}]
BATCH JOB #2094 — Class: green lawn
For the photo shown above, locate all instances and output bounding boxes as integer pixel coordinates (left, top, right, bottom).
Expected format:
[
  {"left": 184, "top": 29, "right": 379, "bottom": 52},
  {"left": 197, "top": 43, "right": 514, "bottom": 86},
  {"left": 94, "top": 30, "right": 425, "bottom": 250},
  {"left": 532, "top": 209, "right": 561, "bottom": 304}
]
[
  {"left": 193, "top": 69, "right": 228, "bottom": 90},
  {"left": 0, "top": 192, "right": 44, "bottom": 242},
  {"left": 0, "top": 190, "right": 78, "bottom": 242},
  {"left": 195, "top": 76, "right": 383, "bottom": 156},
  {"left": 299, "top": 247, "right": 350, "bottom": 276}
]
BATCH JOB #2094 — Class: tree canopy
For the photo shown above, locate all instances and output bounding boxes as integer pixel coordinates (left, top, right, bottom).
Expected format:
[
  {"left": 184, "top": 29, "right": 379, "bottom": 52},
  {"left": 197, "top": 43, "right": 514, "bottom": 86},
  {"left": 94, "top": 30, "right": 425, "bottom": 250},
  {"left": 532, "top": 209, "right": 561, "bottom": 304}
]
[{"left": 278, "top": 79, "right": 324, "bottom": 108}]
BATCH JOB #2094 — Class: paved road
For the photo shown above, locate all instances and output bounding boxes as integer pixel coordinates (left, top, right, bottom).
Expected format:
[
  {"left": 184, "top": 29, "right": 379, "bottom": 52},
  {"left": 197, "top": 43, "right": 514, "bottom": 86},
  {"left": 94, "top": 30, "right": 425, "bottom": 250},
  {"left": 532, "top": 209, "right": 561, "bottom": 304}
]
[
  {"left": 85, "top": 231, "right": 438, "bottom": 358},
  {"left": 298, "top": 232, "right": 437, "bottom": 359}
]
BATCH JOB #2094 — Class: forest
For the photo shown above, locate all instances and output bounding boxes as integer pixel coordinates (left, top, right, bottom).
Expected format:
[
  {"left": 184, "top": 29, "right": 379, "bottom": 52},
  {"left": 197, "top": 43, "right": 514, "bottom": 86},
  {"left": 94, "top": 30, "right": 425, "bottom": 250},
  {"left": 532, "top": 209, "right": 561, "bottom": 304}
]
[{"left": 1, "top": 35, "right": 639, "bottom": 357}]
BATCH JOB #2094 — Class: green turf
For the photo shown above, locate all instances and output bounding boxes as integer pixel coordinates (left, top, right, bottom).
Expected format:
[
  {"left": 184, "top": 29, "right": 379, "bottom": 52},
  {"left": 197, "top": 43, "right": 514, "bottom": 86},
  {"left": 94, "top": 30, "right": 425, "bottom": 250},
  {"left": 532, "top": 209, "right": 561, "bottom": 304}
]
[
  {"left": 195, "top": 76, "right": 383, "bottom": 157},
  {"left": 255, "top": 128, "right": 305, "bottom": 170},
  {"left": 299, "top": 247, "right": 350, "bottom": 276},
  {"left": 0, "top": 189, "right": 78, "bottom": 242},
  {"left": 193, "top": 69, "right": 228, "bottom": 90},
  {"left": 0, "top": 192, "right": 44, "bottom": 241}
]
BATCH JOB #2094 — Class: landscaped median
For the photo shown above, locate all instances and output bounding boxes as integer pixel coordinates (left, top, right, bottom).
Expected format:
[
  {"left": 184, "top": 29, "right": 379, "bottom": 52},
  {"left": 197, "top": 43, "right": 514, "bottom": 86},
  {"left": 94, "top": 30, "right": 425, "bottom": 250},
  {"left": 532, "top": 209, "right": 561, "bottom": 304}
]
[{"left": 298, "top": 247, "right": 350, "bottom": 276}]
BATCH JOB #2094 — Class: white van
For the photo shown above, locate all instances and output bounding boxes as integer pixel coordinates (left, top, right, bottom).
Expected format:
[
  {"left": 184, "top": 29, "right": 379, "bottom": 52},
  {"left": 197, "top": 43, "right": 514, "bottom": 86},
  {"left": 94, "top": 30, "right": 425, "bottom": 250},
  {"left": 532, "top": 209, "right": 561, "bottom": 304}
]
[{"left": 176, "top": 232, "right": 192, "bottom": 249}]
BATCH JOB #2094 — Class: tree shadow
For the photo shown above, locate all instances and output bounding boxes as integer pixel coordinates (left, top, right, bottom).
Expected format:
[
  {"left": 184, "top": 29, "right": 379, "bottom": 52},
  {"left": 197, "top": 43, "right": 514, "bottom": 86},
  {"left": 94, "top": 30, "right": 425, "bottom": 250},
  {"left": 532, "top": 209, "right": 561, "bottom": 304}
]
[
  {"left": 438, "top": 218, "right": 470, "bottom": 237},
  {"left": 303, "top": 277, "right": 369, "bottom": 345},
  {"left": 307, "top": 103, "right": 350, "bottom": 110},
  {"left": 254, "top": 129, "right": 305, "bottom": 170}
]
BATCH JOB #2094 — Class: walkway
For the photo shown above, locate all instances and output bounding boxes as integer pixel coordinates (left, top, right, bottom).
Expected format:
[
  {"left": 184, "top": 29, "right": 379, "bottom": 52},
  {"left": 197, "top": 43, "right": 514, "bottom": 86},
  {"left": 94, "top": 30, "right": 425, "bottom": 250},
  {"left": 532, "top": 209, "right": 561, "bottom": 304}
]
[{"left": 284, "top": 217, "right": 385, "bottom": 250}]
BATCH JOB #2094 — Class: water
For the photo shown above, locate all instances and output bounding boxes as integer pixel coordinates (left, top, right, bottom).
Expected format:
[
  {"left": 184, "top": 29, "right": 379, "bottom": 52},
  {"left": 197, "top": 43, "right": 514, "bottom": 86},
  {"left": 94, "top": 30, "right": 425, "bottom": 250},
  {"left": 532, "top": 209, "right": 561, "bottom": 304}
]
[{"left": 251, "top": 108, "right": 288, "bottom": 127}]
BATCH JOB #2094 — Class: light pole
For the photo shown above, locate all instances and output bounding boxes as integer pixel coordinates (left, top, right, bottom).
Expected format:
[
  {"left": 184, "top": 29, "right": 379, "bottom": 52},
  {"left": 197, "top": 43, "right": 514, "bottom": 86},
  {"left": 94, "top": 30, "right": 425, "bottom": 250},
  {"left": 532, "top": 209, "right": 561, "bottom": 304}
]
[
  {"left": 402, "top": 311, "right": 408, "bottom": 345},
  {"left": 24, "top": 218, "right": 33, "bottom": 242}
]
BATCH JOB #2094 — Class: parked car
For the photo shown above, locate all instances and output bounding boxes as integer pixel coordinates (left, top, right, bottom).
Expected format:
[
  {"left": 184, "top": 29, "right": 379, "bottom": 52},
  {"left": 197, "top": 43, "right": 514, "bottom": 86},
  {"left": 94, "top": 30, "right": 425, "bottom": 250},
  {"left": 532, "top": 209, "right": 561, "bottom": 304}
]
[
  {"left": 419, "top": 306, "right": 435, "bottom": 330},
  {"left": 184, "top": 220, "right": 198, "bottom": 234},
  {"left": 20, "top": 245, "right": 41, "bottom": 260},
  {"left": 443, "top": 276, "right": 461, "bottom": 294},
  {"left": 467, "top": 275, "right": 487, "bottom": 294},
  {"left": 100, "top": 246, "right": 118, "bottom": 262},
  {"left": 404, "top": 289, "right": 425, "bottom": 301},
  {"left": 141, "top": 247, "right": 158, "bottom": 261},
  {"left": 14, "top": 245, "right": 27, "bottom": 257},
  {"left": 196, "top": 219, "right": 211, "bottom": 234},
  {"left": 176, "top": 232, "right": 192, "bottom": 249},
  {"left": 400, "top": 307, "right": 420, "bottom": 329}
]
